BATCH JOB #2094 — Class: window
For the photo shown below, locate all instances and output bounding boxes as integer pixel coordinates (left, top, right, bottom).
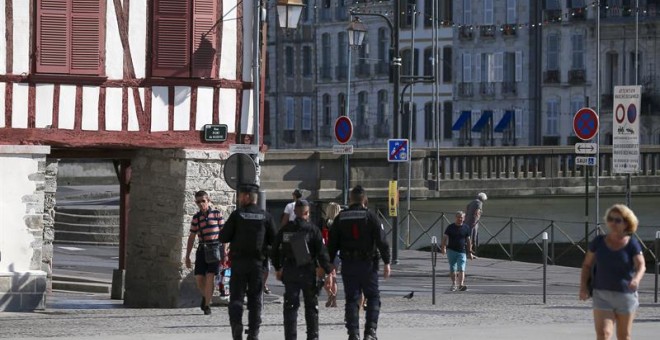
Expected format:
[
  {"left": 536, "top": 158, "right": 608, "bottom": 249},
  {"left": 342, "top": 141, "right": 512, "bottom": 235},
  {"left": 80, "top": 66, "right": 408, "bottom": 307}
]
[
  {"left": 402, "top": 49, "right": 420, "bottom": 76},
  {"left": 547, "top": 33, "right": 559, "bottom": 71},
  {"left": 36, "top": 0, "right": 106, "bottom": 75},
  {"left": 338, "top": 93, "right": 346, "bottom": 117},
  {"left": 152, "top": 0, "right": 219, "bottom": 78},
  {"left": 358, "top": 35, "right": 369, "bottom": 65},
  {"left": 357, "top": 91, "right": 369, "bottom": 125},
  {"left": 321, "top": 33, "right": 331, "bottom": 77},
  {"left": 442, "top": 46, "right": 452, "bottom": 82},
  {"left": 443, "top": 101, "right": 453, "bottom": 140},
  {"left": 546, "top": 99, "right": 559, "bottom": 136},
  {"left": 378, "top": 28, "right": 388, "bottom": 63},
  {"left": 605, "top": 52, "right": 619, "bottom": 93},
  {"left": 462, "top": 53, "right": 472, "bottom": 82},
  {"left": 440, "top": 0, "right": 453, "bottom": 22},
  {"left": 377, "top": 90, "right": 388, "bottom": 124},
  {"left": 424, "top": 102, "right": 434, "bottom": 141},
  {"left": 301, "top": 0, "right": 310, "bottom": 22},
  {"left": 545, "top": 0, "right": 561, "bottom": 10},
  {"left": 571, "top": 33, "right": 585, "bottom": 70},
  {"left": 571, "top": 96, "right": 585, "bottom": 115},
  {"left": 285, "top": 46, "right": 294, "bottom": 77},
  {"left": 463, "top": 0, "right": 472, "bottom": 24},
  {"left": 402, "top": 0, "right": 417, "bottom": 28},
  {"left": 504, "top": 52, "right": 515, "bottom": 83},
  {"left": 515, "top": 51, "right": 523, "bottom": 82},
  {"left": 338, "top": 33, "right": 347, "bottom": 67},
  {"left": 483, "top": 0, "right": 494, "bottom": 25},
  {"left": 424, "top": 47, "right": 433, "bottom": 77},
  {"left": 629, "top": 51, "right": 642, "bottom": 85},
  {"left": 323, "top": 94, "right": 331, "bottom": 126},
  {"left": 494, "top": 52, "right": 503, "bottom": 82},
  {"left": 424, "top": 0, "right": 433, "bottom": 27},
  {"left": 506, "top": 0, "right": 517, "bottom": 24},
  {"left": 569, "top": 0, "right": 586, "bottom": 8},
  {"left": 402, "top": 102, "right": 418, "bottom": 141},
  {"left": 285, "top": 97, "right": 295, "bottom": 130},
  {"left": 302, "top": 46, "right": 312, "bottom": 77},
  {"left": 302, "top": 98, "right": 312, "bottom": 131}
]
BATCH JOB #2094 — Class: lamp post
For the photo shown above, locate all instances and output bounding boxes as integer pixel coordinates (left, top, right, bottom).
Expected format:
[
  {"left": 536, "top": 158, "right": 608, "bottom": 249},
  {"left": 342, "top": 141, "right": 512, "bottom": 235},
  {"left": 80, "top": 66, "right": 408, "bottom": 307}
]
[{"left": 350, "top": 5, "right": 401, "bottom": 263}]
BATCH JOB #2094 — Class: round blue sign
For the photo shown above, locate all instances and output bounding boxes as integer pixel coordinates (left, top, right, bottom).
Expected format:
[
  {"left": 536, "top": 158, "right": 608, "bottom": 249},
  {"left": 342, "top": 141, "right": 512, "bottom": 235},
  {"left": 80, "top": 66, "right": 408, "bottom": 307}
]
[
  {"left": 627, "top": 104, "right": 637, "bottom": 124},
  {"left": 573, "top": 108, "right": 599, "bottom": 141},
  {"left": 334, "top": 116, "right": 353, "bottom": 144}
]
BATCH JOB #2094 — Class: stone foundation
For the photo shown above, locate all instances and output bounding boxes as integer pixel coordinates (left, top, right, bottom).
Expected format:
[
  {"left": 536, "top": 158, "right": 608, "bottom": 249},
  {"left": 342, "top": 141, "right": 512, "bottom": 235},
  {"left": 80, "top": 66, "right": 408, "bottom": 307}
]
[
  {"left": 0, "top": 145, "right": 51, "bottom": 311},
  {"left": 124, "top": 149, "right": 233, "bottom": 308}
]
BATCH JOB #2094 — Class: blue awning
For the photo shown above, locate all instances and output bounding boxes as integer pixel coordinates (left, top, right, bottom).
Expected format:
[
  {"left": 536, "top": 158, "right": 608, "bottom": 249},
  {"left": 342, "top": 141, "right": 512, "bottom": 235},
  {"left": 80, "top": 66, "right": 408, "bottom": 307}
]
[
  {"left": 471, "top": 110, "right": 492, "bottom": 132},
  {"left": 451, "top": 111, "right": 471, "bottom": 131},
  {"left": 494, "top": 110, "right": 514, "bottom": 132}
]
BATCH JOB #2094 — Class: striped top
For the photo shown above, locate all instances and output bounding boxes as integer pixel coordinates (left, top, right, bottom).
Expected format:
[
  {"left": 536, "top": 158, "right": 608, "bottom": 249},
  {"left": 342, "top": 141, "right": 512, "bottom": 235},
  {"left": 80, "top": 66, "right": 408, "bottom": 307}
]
[{"left": 190, "top": 209, "right": 224, "bottom": 243}]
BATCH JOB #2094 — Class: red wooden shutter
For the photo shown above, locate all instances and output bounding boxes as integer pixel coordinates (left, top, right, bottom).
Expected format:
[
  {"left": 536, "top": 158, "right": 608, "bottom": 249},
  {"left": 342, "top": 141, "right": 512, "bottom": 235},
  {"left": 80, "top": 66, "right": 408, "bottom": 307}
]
[
  {"left": 71, "top": 0, "right": 104, "bottom": 75},
  {"left": 152, "top": 0, "right": 191, "bottom": 77},
  {"left": 191, "top": 0, "right": 217, "bottom": 78},
  {"left": 36, "top": 0, "right": 71, "bottom": 74}
]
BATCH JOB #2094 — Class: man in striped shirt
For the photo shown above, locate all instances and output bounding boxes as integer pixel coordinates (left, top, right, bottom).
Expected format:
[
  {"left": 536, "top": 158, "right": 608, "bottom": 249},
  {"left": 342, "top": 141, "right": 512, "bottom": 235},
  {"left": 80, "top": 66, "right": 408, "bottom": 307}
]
[{"left": 185, "top": 191, "right": 225, "bottom": 315}]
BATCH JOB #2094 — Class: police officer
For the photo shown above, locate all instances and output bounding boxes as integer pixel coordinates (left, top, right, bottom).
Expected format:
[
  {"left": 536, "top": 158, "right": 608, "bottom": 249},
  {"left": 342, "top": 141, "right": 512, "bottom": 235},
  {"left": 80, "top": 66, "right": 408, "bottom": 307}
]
[
  {"left": 219, "top": 184, "right": 277, "bottom": 340},
  {"left": 272, "top": 200, "right": 332, "bottom": 340},
  {"left": 328, "top": 185, "right": 391, "bottom": 340}
]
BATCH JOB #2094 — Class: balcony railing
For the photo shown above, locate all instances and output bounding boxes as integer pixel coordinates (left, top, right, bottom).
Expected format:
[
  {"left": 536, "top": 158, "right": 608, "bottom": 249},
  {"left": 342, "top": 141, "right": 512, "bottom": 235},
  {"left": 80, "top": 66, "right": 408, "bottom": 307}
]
[
  {"left": 544, "top": 70, "right": 560, "bottom": 84},
  {"left": 459, "top": 26, "right": 474, "bottom": 40},
  {"left": 458, "top": 82, "right": 474, "bottom": 97},
  {"left": 543, "top": 9, "right": 562, "bottom": 23},
  {"left": 479, "top": 82, "right": 496, "bottom": 97},
  {"left": 480, "top": 25, "right": 496, "bottom": 38},
  {"left": 502, "top": 81, "right": 517, "bottom": 95},
  {"left": 501, "top": 24, "right": 517, "bottom": 37},
  {"left": 375, "top": 61, "right": 390, "bottom": 76},
  {"left": 320, "top": 66, "right": 332, "bottom": 80},
  {"left": 355, "top": 63, "right": 372, "bottom": 78},
  {"left": 336, "top": 65, "right": 348, "bottom": 80},
  {"left": 568, "top": 69, "right": 586, "bottom": 84}
]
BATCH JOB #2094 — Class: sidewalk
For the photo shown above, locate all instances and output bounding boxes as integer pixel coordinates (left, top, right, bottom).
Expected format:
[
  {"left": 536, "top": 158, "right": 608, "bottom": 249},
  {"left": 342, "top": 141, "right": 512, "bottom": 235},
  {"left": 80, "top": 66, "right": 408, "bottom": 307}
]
[{"left": 2, "top": 250, "right": 658, "bottom": 339}]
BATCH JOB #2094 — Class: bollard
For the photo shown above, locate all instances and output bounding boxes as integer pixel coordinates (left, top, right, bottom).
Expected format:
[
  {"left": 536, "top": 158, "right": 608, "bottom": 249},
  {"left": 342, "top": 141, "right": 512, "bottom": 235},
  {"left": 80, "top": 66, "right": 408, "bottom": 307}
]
[
  {"left": 542, "top": 232, "right": 548, "bottom": 304},
  {"left": 655, "top": 231, "right": 659, "bottom": 303},
  {"left": 431, "top": 236, "right": 438, "bottom": 305}
]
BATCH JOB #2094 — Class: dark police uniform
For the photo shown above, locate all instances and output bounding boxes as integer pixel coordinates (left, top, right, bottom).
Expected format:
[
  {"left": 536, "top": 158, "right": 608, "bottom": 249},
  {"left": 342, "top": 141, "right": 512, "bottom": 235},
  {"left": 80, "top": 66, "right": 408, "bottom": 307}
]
[
  {"left": 328, "top": 200, "right": 391, "bottom": 340},
  {"left": 219, "top": 184, "right": 277, "bottom": 340},
  {"left": 272, "top": 205, "right": 332, "bottom": 340}
]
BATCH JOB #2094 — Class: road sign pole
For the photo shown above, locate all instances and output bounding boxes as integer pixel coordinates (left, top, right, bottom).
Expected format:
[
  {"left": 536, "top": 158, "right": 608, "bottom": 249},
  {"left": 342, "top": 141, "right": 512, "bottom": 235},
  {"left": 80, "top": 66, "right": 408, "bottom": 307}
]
[{"left": 585, "top": 166, "right": 589, "bottom": 250}]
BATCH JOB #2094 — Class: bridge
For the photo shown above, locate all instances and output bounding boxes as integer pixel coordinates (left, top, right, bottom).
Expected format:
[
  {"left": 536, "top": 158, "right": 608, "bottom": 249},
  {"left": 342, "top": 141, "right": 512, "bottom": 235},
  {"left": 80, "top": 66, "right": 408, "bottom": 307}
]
[{"left": 261, "top": 145, "right": 660, "bottom": 201}]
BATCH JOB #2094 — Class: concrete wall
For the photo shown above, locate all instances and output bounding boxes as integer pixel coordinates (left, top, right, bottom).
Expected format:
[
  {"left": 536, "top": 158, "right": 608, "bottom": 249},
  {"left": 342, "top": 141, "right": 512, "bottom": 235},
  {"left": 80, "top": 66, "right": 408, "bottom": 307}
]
[
  {"left": 0, "top": 145, "right": 51, "bottom": 311},
  {"left": 124, "top": 149, "right": 233, "bottom": 308}
]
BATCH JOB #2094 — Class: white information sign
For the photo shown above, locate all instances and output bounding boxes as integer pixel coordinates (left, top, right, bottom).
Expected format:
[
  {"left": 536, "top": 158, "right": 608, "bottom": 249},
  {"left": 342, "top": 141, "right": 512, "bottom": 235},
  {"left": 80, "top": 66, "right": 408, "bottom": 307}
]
[
  {"left": 576, "top": 156, "right": 596, "bottom": 166},
  {"left": 333, "top": 144, "right": 354, "bottom": 155},
  {"left": 575, "top": 142, "right": 598, "bottom": 155},
  {"left": 612, "top": 85, "right": 641, "bottom": 174},
  {"left": 230, "top": 144, "right": 260, "bottom": 154}
]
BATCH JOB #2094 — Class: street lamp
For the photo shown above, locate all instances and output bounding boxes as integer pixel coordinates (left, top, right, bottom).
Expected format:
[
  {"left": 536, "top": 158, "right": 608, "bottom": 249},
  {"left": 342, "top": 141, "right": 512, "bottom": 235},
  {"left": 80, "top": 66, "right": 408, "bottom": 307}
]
[
  {"left": 347, "top": 17, "right": 367, "bottom": 47},
  {"left": 276, "top": 0, "right": 305, "bottom": 29}
]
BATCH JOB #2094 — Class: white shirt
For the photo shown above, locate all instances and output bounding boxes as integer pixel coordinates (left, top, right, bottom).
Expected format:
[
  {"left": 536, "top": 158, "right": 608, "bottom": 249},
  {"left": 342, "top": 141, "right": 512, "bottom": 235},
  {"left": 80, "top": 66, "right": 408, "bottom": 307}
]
[{"left": 284, "top": 202, "right": 296, "bottom": 221}]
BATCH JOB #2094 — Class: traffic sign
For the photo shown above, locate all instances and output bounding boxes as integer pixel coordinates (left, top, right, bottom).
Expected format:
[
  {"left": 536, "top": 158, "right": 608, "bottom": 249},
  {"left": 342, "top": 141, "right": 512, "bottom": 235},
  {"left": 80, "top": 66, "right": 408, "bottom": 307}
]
[
  {"left": 612, "top": 85, "right": 641, "bottom": 174},
  {"left": 334, "top": 116, "right": 353, "bottom": 144},
  {"left": 230, "top": 144, "right": 259, "bottom": 154},
  {"left": 332, "top": 144, "right": 354, "bottom": 155},
  {"left": 388, "top": 139, "right": 409, "bottom": 162},
  {"left": 575, "top": 142, "right": 598, "bottom": 155},
  {"left": 223, "top": 153, "right": 257, "bottom": 190},
  {"left": 575, "top": 156, "right": 596, "bottom": 166},
  {"left": 573, "top": 108, "right": 599, "bottom": 141}
]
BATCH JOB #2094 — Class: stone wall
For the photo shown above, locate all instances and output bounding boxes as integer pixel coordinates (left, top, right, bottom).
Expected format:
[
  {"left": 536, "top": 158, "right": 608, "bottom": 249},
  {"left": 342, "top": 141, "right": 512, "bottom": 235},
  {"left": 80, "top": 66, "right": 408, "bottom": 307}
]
[
  {"left": 124, "top": 149, "right": 233, "bottom": 308},
  {"left": 42, "top": 159, "right": 58, "bottom": 293},
  {"left": 0, "top": 146, "right": 51, "bottom": 311}
]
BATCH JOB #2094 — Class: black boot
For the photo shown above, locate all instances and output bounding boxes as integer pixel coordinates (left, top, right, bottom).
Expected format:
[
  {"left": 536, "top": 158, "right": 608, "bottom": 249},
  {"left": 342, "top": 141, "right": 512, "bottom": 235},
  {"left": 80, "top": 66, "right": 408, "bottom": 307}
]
[
  {"left": 231, "top": 323, "right": 243, "bottom": 340},
  {"left": 246, "top": 329, "right": 259, "bottom": 340},
  {"left": 364, "top": 328, "right": 378, "bottom": 340},
  {"left": 348, "top": 331, "right": 360, "bottom": 340},
  {"left": 284, "top": 321, "right": 297, "bottom": 340}
]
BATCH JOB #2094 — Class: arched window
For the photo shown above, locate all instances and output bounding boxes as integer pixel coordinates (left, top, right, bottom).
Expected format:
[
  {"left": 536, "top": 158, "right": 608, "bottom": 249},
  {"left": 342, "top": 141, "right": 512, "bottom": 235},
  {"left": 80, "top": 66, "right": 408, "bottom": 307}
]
[
  {"left": 323, "top": 94, "right": 331, "bottom": 126},
  {"left": 378, "top": 28, "right": 388, "bottom": 63}
]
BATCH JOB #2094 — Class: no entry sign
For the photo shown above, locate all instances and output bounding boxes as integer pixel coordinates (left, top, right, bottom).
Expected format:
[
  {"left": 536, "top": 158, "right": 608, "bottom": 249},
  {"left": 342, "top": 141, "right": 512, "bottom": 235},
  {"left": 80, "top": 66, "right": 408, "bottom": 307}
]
[
  {"left": 334, "top": 116, "right": 353, "bottom": 144},
  {"left": 573, "top": 108, "right": 599, "bottom": 141}
]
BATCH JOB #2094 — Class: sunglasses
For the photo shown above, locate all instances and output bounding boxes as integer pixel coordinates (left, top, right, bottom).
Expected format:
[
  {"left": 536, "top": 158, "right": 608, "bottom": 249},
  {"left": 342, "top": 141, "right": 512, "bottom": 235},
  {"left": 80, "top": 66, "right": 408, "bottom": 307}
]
[{"left": 607, "top": 216, "right": 624, "bottom": 224}]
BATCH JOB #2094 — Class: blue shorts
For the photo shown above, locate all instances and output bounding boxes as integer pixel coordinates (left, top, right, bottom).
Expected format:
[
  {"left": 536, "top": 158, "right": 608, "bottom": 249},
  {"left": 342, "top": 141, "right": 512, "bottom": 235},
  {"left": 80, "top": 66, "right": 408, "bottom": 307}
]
[
  {"left": 592, "top": 289, "right": 639, "bottom": 315},
  {"left": 447, "top": 249, "right": 467, "bottom": 273}
]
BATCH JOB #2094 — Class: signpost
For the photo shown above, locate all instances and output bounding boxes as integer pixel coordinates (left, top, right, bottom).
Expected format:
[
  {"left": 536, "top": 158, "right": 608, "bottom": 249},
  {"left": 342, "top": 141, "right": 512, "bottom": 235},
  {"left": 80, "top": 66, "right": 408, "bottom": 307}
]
[
  {"left": 612, "top": 85, "right": 641, "bottom": 174},
  {"left": 573, "top": 108, "right": 599, "bottom": 249},
  {"left": 387, "top": 139, "right": 409, "bottom": 162},
  {"left": 575, "top": 143, "right": 598, "bottom": 155}
]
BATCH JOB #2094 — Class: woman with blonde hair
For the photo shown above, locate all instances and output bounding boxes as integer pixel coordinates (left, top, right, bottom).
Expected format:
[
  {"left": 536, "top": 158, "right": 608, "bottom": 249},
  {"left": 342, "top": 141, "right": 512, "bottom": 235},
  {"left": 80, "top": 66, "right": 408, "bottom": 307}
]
[
  {"left": 579, "top": 204, "right": 646, "bottom": 340},
  {"left": 322, "top": 202, "right": 342, "bottom": 307}
]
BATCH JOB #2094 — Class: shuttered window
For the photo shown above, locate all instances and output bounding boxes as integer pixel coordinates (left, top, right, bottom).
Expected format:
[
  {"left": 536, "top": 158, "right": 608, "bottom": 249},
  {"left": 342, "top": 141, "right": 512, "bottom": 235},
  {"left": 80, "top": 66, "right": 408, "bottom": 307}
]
[
  {"left": 152, "top": 0, "right": 218, "bottom": 78},
  {"left": 36, "top": 0, "right": 105, "bottom": 75}
]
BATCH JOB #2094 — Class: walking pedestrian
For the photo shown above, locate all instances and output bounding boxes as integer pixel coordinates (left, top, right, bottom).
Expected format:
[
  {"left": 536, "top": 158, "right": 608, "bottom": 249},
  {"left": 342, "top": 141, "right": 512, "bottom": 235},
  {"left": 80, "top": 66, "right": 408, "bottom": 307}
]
[
  {"left": 464, "top": 192, "right": 487, "bottom": 253},
  {"left": 272, "top": 200, "right": 333, "bottom": 340},
  {"left": 184, "top": 191, "right": 224, "bottom": 315},
  {"left": 579, "top": 204, "right": 646, "bottom": 340},
  {"left": 322, "top": 202, "right": 342, "bottom": 308},
  {"left": 328, "top": 185, "right": 391, "bottom": 340},
  {"left": 281, "top": 189, "right": 303, "bottom": 226},
  {"left": 440, "top": 211, "right": 475, "bottom": 292},
  {"left": 219, "top": 184, "right": 277, "bottom": 340}
]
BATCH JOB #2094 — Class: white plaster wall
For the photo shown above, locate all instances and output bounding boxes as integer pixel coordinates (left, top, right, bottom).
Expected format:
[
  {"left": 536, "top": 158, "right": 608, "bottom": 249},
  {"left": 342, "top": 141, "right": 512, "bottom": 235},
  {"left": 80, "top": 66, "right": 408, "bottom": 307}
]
[
  {"left": 242, "top": 0, "right": 253, "bottom": 82},
  {"left": 127, "top": 88, "right": 144, "bottom": 131},
  {"left": 105, "top": 0, "right": 124, "bottom": 79},
  {"left": 173, "top": 87, "right": 191, "bottom": 131},
  {"left": 11, "top": 84, "right": 28, "bottom": 128},
  {"left": 0, "top": 83, "right": 5, "bottom": 127},
  {"left": 196, "top": 87, "right": 214, "bottom": 130},
  {"left": 105, "top": 88, "right": 123, "bottom": 131},
  {"left": 151, "top": 86, "right": 169, "bottom": 132},
  {"left": 129, "top": 0, "right": 147, "bottom": 78},
  {"left": 0, "top": 0, "right": 5, "bottom": 74},
  {"left": 12, "top": 0, "right": 29, "bottom": 74},
  {"left": 0, "top": 154, "right": 39, "bottom": 272},
  {"left": 35, "top": 84, "right": 54, "bottom": 128},
  {"left": 219, "top": 89, "right": 236, "bottom": 133},
  {"left": 241, "top": 90, "right": 253, "bottom": 134},
  {"left": 58, "top": 85, "right": 77, "bottom": 130},
  {"left": 220, "top": 0, "right": 238, "bottom": 80},
  {"left": 81, "top": 86, "right": 99, "bottom": 131}
]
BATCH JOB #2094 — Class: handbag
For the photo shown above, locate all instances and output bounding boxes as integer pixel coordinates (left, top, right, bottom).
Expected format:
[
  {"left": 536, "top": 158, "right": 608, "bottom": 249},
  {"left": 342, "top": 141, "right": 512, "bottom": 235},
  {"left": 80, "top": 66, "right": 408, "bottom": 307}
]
[
  {"left": 203, "top": 242, "right": 222, "bottom": 264},
  {"left": 587, "top": 264, "right": 596, "bottom": 297}
]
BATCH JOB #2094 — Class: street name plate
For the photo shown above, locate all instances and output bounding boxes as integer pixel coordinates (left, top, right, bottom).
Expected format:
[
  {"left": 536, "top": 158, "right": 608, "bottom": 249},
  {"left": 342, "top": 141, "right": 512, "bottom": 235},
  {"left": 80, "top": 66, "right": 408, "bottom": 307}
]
[
  {"left": 203, "top": 124, "right": 228, "bottom": 142},
  {"left": 229, "top": 144, "right": 259, "bottom": 154},
  {"left": 575, "top": 142, "right": 598, "bottom": 155},
  {"left": 333, "top": 144, "right": 354, "bottom": 155},
  {"left": 575, "top": 156, "right": 596, "bottom": 166}
]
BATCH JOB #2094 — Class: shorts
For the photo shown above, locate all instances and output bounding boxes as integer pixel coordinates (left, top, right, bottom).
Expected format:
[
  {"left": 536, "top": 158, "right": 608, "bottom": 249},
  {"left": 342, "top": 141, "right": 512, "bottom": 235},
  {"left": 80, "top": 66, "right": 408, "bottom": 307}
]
[
  {"left": 447, "top": 249, "right": 467, "bottom": 273},
  {"left": 592, "top": 289, "right": 639, "bottom": 315},
  {"left": 194, "top": 249, "right": 220, "bottom": 276}
]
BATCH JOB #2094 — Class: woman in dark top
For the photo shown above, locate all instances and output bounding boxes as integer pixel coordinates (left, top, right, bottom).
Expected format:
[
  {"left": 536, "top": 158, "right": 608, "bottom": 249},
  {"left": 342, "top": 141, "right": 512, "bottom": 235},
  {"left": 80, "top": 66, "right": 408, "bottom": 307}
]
[{"left": 579, "top": 204, "right": 646, "bottom": 340}]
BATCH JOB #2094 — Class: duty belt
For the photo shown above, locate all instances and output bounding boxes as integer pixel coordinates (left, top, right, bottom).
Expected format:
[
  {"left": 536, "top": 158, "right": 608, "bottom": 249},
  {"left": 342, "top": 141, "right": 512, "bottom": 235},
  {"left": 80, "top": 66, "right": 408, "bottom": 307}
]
[{"left": 340, "top": 250, "right": 375, "bottom": 261}]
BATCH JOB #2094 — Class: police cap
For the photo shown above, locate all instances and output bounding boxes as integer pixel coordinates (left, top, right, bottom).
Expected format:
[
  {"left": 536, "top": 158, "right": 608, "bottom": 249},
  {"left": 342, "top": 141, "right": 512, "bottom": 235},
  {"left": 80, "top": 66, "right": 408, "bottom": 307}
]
[
  {"left": 295, "top": 199, "right": 310, "bottom": 209},
  {"left": 238, "top": 183, "right": 260, "bottom": 193}
]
